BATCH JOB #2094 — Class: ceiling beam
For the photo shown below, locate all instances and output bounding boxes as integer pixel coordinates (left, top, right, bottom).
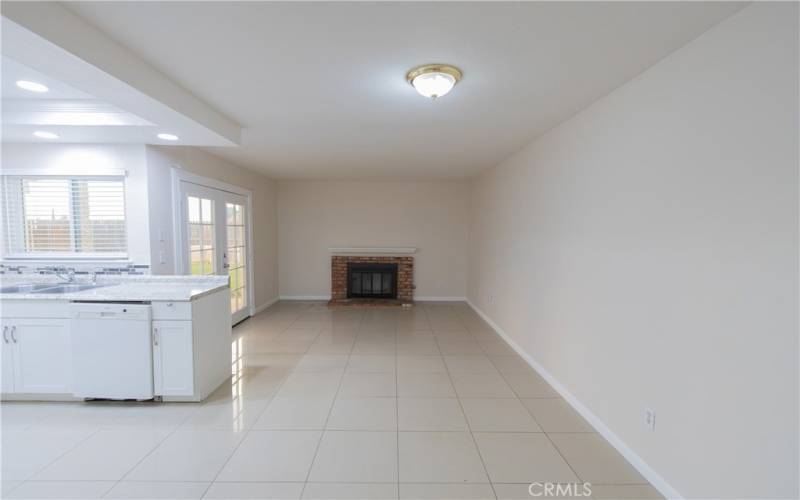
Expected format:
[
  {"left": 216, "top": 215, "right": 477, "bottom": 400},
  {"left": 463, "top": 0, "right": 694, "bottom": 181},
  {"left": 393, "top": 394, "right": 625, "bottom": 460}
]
[{"left": 1, "top": 1, "right": 241, "bottom": 146}]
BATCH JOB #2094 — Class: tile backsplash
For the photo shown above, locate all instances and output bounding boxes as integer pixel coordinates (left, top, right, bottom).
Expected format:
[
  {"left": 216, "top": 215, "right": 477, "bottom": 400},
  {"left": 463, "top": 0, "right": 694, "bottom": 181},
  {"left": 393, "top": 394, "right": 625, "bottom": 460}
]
[{"left": 0, "top": 262, "right": 151, "bottom": 276}]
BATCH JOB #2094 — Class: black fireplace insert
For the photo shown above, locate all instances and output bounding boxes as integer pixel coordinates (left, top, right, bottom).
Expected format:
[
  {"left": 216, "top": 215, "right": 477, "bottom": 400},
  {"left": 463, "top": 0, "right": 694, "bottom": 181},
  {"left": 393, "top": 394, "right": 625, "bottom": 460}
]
[{"left": 347, "top": 262, "right": 398, "bottom": 299}]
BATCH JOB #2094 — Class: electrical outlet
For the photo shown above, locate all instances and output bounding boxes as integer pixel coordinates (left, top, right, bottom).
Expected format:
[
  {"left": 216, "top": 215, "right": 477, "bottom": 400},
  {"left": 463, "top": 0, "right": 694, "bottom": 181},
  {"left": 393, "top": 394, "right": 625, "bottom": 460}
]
[
  {"left": 488, "top": 294, "right": 494, "bottom": 304},
  {"left": 644, "top": 408, "right": 656, "bottom": 431}
]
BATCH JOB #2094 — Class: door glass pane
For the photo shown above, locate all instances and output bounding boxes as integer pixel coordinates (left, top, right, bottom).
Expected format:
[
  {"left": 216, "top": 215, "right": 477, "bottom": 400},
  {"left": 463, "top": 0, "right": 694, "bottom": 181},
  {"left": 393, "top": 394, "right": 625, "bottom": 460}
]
[
  {"left": 187, "top": 196, "right": 215, "bottom": 276},
  {"left": 203, "top": 225, "right": 214, "bottom": 249},
  {"left": 201, "top": 199, "right": 213, "bottom": 223},
  {"left": 226, "top": 202, "right": 247, "bottom": 314},
  {"left": 190, "top": 249, "right": 201, "bottom": 273},
  {"left": 188, "top": 197, "right": 200, "bottom": 223},
  {"left": 189, "top": 225, "right": 201, "bottom": 251}
]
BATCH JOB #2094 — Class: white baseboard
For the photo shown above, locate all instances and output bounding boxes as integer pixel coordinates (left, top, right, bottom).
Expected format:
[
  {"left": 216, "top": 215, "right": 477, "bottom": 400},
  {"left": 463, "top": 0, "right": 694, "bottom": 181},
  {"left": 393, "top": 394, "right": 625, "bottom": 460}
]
[
  {"left": 252, "top": 296, "right": 280, "bottom": 314},
  {"left": 277, "top": 295, "right": 468, "bottom": 302},
  {"left": 279, "top": 295, "right": 331, "bottom": 301},
  {"left": 466, "top": 299, "right": 682, "bottom": 500},
  {"left": 414, "top": 296, "right": 467, "bottom": 302}
]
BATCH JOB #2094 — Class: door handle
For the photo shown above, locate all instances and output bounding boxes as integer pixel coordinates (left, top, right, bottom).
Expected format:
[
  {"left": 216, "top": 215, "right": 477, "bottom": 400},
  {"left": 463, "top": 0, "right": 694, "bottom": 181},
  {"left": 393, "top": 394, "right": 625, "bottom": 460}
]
[
  {"left": 2, "top": 326, "right": 8, "bottom": 344},
  {"left": 10, "top": 326, "right": 17, "bottom": 343},
  {"left": 153, "top": 327, "right": 159, "bottom": 346}
]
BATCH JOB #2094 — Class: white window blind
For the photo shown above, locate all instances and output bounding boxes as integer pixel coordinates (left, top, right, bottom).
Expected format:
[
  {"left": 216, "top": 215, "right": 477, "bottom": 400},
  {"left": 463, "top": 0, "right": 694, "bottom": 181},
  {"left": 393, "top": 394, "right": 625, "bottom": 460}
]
[{"left": 2, "top": 176, "right": 127, "bottom": 256}]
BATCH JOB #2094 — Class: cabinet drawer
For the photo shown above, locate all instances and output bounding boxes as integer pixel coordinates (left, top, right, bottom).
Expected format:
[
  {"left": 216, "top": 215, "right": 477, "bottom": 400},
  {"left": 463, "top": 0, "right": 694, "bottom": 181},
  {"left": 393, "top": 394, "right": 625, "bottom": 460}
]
[
  {"left": 151, "top": 301, "right": 192, "bottom": 320},
  {"left": 1, "top": 301, "right": 70, "bottom": 319}
]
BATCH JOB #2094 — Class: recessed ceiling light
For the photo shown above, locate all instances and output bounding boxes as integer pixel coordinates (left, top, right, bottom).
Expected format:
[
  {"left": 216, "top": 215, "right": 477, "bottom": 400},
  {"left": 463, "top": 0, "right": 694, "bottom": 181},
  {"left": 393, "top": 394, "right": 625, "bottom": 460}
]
[
  {"left": 16, "top": 80, "right": 49, "bottom": 93},
  {"left": 406, "top": 64, "right": 462, "bottom": 99},
  {"left": 157, "top": 133, "right": 179, "bottom": 141},
  {"left": 33, "top": 131, "right": 59, "bottom": 139}
]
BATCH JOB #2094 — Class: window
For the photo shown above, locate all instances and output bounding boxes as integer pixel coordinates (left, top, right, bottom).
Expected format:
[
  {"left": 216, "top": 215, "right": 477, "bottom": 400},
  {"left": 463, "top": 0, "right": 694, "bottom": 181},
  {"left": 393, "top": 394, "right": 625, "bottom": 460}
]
[
  {"left": 2, "top": 176, "right": 127, "bottom": 257},
  {"left": 187, "top": 196, "right": 215, "bottom": 275}
]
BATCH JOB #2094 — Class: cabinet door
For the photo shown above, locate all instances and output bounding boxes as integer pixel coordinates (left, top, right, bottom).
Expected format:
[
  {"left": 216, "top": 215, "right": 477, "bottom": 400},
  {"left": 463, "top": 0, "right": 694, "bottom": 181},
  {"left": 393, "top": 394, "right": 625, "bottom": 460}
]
[
  {"left": 12, "top": 318, "right": 71, "bottom": 394},
  {"left": 1, "top": 321, "right": 15, "bottom": 393},
  {"left": 152, "top": 321, "right": 194, "bottom": 396}
]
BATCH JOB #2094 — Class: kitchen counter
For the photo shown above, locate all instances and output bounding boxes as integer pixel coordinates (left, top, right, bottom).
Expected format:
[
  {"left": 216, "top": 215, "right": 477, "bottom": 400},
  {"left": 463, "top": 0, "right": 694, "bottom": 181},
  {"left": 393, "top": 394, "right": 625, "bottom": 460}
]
[
  {"left": 1, "top": 274, "right": 232, "bottom": 402},
  {"left": 0, "top": 275, "right": 229, "bottom": 302}
]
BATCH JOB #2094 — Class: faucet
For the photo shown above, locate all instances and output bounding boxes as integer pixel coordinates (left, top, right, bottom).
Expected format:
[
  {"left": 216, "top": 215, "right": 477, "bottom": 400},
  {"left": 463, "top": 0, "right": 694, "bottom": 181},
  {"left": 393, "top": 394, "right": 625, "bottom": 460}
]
[{"left": 56, "top": 269, "right": 76, "bottom": 283}]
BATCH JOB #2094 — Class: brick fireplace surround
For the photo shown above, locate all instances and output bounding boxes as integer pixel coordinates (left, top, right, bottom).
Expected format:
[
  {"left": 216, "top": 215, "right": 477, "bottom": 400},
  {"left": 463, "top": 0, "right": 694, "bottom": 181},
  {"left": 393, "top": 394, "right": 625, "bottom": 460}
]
[{"left": 331, "top": 255, "right": 414, "bottom": 303}]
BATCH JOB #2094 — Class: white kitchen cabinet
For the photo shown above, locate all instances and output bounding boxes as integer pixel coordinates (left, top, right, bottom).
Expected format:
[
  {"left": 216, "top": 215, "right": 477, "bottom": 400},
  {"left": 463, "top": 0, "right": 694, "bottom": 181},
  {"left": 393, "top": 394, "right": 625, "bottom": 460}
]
[
  {"left": 1, "top": 287, "right": 230, "bottom": 402},
  {"left": 1, "top": 321, "right": 15, "bottom": 393},
  {"left": 2, "top": 318, "right": 72, "bottom": 394},
  {"left": 152, "top": 320, "right": 194, "bottom": 397},
  {"left": 13, "top": 319, "right": 72, "bottom": 394}
]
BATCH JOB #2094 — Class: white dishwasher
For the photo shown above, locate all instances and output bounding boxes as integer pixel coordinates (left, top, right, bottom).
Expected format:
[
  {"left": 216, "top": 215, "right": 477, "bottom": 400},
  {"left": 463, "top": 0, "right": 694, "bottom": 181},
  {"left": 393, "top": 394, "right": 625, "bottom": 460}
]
[{"left": 70, "top": 303, "right": 154, "bottom": 400}]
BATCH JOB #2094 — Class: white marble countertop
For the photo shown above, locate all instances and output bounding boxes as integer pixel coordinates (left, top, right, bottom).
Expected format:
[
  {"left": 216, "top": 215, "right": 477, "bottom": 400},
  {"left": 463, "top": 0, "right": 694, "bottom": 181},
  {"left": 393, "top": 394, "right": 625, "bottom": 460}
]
[{"left": 0, "top": 275, "right": 229, "bottom": 302}]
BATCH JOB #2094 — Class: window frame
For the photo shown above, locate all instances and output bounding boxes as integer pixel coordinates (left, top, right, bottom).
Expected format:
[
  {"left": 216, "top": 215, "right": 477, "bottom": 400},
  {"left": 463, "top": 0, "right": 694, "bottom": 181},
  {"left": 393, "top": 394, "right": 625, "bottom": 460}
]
[{"left": 1, "top": 174, "right": 130, "bottom": 261}]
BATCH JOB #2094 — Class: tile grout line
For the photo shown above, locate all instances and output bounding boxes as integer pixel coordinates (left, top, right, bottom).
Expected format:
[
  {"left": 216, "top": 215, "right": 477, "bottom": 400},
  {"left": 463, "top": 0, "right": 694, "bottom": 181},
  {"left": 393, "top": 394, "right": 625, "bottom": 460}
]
[
  {"left": 486, "top": 347, "right": 587, "bottom": 487},
  {"left": 460, "top": 305, "right": 588, "bottom": 491},
  {"left": 297, "top": 308, "right": 365, "bottom": 499},
  {"left": 107, "top": 407, "right": 198, "bottom": 497},
  {"left": 7, "top": 425, "right": 103, "bottom": 496},
  {"left": 199, "top": 301, "right": 315, "bottom": 499},
  {"left": 435, "top": 305, "right": 500, "bottom": 500},
  {"left": 395, "top": 315, "right": 401, "bottom": 499}
]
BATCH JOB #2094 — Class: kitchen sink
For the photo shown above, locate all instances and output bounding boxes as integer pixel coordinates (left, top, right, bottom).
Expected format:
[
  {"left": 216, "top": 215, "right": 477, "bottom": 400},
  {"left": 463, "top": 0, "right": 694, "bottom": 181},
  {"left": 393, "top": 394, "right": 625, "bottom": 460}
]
[
  {"left": 0, "top": 283, "right": 109, "bottom": 294},
  {"left": 32, "top": 284, "right": 109, "bottom": 294},
  {"left": 0, "top": 283, "right": 62, "bottom": 293}
]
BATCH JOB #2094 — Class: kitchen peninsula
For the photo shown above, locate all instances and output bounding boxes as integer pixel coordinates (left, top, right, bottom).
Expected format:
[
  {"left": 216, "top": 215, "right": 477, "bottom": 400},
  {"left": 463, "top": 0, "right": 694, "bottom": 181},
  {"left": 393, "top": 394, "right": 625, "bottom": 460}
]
[{"left": 0, "top": 275, "right": 231, "bottom": 402}]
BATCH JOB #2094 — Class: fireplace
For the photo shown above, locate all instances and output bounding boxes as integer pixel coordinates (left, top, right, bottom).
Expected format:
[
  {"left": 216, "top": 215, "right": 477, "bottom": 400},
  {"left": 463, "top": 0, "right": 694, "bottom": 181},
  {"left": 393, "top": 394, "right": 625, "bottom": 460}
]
[
  {"left": 347, "top": 263, "right": 397, "bottom": 299},
  {"left": 331, "top": 255, "right": 414, "bottom": 303}
]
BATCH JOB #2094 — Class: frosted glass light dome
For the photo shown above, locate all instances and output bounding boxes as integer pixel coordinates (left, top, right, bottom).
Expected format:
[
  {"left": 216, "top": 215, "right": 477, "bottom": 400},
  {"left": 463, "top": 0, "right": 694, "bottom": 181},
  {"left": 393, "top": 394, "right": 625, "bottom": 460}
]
[
  {"left": 411, "top": 72, "right": 456, "bottom": 98},
  {"left": 406, "top": 64, "right": 462, "bottom": 99}
]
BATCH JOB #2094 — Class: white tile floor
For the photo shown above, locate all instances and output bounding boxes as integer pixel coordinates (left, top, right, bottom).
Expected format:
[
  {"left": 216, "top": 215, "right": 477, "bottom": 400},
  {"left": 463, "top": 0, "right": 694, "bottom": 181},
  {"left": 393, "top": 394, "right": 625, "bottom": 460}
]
[{"left": 1, "top": 301, "right": 662, "bottom": 499}]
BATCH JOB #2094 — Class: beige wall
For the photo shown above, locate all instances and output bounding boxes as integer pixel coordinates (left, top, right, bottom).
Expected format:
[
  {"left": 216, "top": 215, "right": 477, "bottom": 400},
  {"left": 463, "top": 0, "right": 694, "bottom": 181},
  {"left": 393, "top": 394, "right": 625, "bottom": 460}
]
[
  {"left": 146, "top": 146, "right": 279, "bottom": 309},
  {"left": 468, "top": 4, "right": 798, "bottom": 499},
  {"left": 277, "top": 180, "right": 469, "bottom": 299}
]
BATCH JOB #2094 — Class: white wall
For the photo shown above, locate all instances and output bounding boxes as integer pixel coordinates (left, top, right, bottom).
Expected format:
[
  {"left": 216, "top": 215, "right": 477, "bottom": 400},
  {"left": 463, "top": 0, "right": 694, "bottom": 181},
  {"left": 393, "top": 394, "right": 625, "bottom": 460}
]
[
  {"left": 278, "top": 180, "right": 469, "bottom": 299},
  {"left": 0, "top": 142, "right": 280, "bottom": 309},
  {"left": 146, "top": 146, "right": 279, "bottom": 309},
  {"left": 0, "top": 143, "right": 151, "bottom": 265},
  {"left": 468, "top": 4, "right": 798, "bottom": 499}
]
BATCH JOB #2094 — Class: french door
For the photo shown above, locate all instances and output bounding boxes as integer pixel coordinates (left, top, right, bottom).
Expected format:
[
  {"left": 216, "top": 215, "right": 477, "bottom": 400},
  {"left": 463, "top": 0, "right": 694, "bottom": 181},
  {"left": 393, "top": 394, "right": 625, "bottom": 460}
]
[{"left": 179, "top": 181, "right": 250, "bottom": 325}]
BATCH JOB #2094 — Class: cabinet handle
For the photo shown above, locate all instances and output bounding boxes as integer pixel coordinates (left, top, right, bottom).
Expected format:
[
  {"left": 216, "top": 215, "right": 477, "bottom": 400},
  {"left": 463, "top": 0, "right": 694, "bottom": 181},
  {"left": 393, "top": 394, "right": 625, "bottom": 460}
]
[
  {"left": 153, "top": 327, "right": 159, "bottom": 346},
  {"left": 2, "top": 326, "right": 7, "bottom": 344},
  {"left": 166, "top": 302, "right": 173, "bottom": 308},
  {"left": 10, "top": 326, "right": 17, "bottom": 343}
]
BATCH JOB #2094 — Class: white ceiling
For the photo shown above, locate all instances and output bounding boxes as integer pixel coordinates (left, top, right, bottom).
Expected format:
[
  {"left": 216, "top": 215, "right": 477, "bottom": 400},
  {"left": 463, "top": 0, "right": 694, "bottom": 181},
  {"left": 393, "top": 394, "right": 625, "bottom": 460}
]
[
  {"left": 1, "top": 56, "right": 158, "bottom": 143},
  {"left": 1, "top": 5, "right": 240, "bottom": 147},
  {"left": 62, "top": 3, "right": 745, "bottom": 178},
  {"left": 2, "top": 56, "right": 93, "bottom": 100}
]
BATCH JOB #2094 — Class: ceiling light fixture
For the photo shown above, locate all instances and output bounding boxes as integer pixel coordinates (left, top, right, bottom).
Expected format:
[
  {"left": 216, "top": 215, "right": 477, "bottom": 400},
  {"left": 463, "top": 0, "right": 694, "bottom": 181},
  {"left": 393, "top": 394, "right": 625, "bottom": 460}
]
[
  {"left": 157, "top": 133, "right": 179, "bottom": 141},
  {"left": 33, "top": 131, "right": 59, "bottom": 139},
  {"left": 16, "top": 80, "right": 49, "bottom": 93},
  {"left": 406, "top": 64, "right": 462, "bottom": 99}
]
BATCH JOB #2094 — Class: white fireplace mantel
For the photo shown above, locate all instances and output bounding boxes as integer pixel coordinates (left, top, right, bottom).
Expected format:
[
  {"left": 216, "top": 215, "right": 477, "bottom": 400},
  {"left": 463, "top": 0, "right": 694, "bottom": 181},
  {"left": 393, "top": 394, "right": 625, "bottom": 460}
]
[{"left": 329, "top": 247, "right": 417, "bottom": 255}]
